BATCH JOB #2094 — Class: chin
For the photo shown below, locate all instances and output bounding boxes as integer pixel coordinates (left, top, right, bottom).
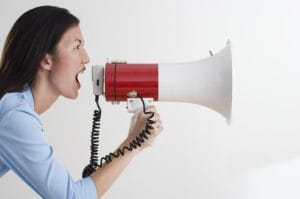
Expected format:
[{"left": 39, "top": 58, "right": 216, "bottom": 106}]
[
  {"left": 63, "top": 90, "right": 79, "bottom": 99},
  {"left": 69, "top": 95, "right": 78, "bottom": 99},
  {"left": 69, "top": 93, "right": 79, "bottom": 99}
]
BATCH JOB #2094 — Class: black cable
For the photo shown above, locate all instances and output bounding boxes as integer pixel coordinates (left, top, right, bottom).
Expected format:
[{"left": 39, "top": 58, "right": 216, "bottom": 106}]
[
  {"left": 82, "top": 95, "right": 155, "bottom": 178},
  {"left": 82, "top": 95, "right": 101, "bottom": 178}
]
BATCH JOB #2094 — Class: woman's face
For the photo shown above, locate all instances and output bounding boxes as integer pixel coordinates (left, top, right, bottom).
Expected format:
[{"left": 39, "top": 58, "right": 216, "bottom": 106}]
[{"left": 48, "top": 25, "right": 89, "bottom": 99}]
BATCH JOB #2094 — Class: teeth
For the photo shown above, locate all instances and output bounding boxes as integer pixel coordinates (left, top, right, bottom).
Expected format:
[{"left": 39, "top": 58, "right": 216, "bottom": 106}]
[
  {"left": 76, "top": 68, "right": 85, "bottom": 83},
  {"left": 77, "top": 74, "right": 81, "bottom": 83}
]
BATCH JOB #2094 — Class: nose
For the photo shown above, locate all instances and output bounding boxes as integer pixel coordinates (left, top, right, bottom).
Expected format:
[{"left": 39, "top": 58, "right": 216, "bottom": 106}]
[{"left": 81, "top": 48, "right": 90, "bottom": 64}]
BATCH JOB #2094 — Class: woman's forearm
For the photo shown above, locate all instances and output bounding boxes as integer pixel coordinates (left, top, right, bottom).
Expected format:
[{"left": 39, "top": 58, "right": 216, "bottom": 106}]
[
  {"left": 90, "top": 106, "right": 162, "bottom": 198},
  {"left": 90, "top": 138, "right": 141, "bottom": 198}
]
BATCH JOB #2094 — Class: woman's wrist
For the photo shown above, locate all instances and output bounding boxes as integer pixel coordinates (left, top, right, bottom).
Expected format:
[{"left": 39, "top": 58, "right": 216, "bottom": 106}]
[{"left": 122, "top": 136, "right": 143, "bottom": 154}]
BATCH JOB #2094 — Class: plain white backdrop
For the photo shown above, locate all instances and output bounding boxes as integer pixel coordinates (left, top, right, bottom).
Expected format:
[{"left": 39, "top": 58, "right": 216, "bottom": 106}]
[{"left": 1, "top": 0, "right": 300, "bottom": 198}]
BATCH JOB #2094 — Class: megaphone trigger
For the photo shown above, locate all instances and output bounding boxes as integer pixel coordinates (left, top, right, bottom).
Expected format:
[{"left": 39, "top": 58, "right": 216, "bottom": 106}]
[{"left": 127, "top": 97, "right": 154, "bottom": 113}]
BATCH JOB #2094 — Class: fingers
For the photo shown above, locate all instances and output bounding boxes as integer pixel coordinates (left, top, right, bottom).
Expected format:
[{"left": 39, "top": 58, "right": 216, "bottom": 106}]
[
  {"left": 135, "top": 105, "right": 156, "bottom": 116},
  {"left": 136, "top": 105, "right": 158, "bottom": 121},
  {"left": 145, "top": 105, "right": 156, "bottom": 113},
  {"left": 149, "top": 123, "right": 163, "bottom": 137},
  {"left": 146, "top": 107, "right": 161, "bottom": 130},
  {"left": 153, "top": 119, "right": 162, "bottom": 127},
  {"left": 149, "top": 118, "right": 163, "bottom": 134},
  {"left": 156, "top": 125, "right": 164, "bottom": 134},
  {"left": 135, "top": 105, "right": 163, "bottom": 134}
]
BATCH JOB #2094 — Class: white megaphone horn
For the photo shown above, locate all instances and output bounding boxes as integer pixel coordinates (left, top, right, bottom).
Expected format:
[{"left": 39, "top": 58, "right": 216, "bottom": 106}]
[{"left": 92, "top": 41, "right": 232, "bottom": 124}]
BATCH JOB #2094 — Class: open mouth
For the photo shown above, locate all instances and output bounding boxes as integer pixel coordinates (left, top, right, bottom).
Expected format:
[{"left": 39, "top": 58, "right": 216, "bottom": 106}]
[
  {"left": 76, "top": 74, "right": 80, "bottom": 85},
  {"left": 76, "top": 68, "right": 86, "bottom": 87}
]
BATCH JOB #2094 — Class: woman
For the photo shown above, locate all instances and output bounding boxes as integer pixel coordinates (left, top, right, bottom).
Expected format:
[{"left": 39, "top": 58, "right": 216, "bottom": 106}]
[{"left": 0, "top": 6, "right": 163, "bottom": 198}]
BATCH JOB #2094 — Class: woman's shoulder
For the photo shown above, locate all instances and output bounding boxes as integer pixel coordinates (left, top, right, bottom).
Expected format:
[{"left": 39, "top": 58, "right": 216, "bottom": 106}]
[
  {"left": 0, "top": 92, "right": 25, "bottom": 112},
  {"left": 0, "top": 90, "right": 43, "bottom": 136},
  {"left": 0, "top": 90, "right": 37, "bottom": 123}
]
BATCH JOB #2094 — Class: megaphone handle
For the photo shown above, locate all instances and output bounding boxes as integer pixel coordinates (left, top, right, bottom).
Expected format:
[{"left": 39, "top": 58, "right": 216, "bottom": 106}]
[
  {"left": 127, "top": 97, "right": 159, "bottom": 148},
  {"left": 127, "top": 98, "right": 153, "bottom": 113}
]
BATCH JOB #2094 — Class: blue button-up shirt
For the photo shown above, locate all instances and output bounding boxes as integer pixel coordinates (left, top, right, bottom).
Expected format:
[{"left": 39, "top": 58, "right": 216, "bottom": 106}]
[{"left": 0, "top": 86, "right": 97, "bottom": 198}]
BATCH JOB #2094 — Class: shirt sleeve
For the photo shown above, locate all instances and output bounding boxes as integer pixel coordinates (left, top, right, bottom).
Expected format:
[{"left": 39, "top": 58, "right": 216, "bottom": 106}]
[{"left": 0, "top": 108, "right": 97, "bottom": 199}]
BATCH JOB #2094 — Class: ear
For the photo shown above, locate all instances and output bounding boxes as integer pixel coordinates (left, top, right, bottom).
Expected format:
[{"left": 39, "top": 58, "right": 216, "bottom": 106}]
[{"left": 40, "top": 53, "right": 53, "bottom": 71}]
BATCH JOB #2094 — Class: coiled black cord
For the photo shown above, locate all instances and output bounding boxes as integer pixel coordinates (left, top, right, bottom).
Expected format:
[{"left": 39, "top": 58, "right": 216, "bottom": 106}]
[
  {"left": 82, "top": 95, "right": 101, "bottom": 178},
  {"left": 82, "top": 95, "right": 155, "bottom": 178}
]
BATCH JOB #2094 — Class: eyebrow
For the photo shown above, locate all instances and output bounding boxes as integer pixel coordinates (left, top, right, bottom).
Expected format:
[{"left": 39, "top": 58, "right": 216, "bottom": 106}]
[{"left": 73, "top": 39, "right": 84, "bottom": 45}]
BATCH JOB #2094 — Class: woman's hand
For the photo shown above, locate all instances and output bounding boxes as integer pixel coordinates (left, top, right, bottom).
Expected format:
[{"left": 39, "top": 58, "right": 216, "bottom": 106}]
[
  {"left": 91, "top": 105, "right": 163, "bottom": 198},
  {"left": 127, "top": 105, "right": 163, "bottom": 150}
]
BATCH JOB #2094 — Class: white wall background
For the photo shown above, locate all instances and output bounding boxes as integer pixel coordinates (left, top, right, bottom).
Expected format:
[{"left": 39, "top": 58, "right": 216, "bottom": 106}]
[{"left": 1, "top": 0, "right": 300, "bottom": 198}]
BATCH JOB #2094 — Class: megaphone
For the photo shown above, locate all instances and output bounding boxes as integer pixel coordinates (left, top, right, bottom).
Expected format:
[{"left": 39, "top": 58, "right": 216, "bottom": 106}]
[
  {"left": 92, "top": 41, "right": 232, "bottom": 124},
  {"left": 82, "top": 41, "right": 233, "bottom": 177}
]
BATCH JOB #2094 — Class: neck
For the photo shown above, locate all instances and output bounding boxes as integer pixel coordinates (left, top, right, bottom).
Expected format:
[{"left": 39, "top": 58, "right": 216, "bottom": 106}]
[{"left": 31, "top": 70, "right": 59, "bottom": 114}]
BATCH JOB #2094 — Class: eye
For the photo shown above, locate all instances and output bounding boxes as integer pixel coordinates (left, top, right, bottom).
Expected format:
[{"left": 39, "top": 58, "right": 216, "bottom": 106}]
[{"left": 74, "top": 44, "right": 81, "bottom": 50}]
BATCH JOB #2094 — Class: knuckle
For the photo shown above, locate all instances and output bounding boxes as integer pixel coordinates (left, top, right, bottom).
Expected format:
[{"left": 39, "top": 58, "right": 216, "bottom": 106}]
[{"left": 147, "top": 105, "right": 156, "bottom": 112}]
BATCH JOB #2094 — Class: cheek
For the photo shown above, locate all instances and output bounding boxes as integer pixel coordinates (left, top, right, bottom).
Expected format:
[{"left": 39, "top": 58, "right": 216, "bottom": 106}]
[
  {"left": 50, "top": 64, "right": 75, "bottom": 88},
  {"left": 49, "top": 52, "right": 80, "bottom": 92}
]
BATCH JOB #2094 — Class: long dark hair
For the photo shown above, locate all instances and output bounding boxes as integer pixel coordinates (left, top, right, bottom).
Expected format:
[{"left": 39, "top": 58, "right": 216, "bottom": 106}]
[{"left": 0, "top": 6, "right": 79, "bottom": 98}]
